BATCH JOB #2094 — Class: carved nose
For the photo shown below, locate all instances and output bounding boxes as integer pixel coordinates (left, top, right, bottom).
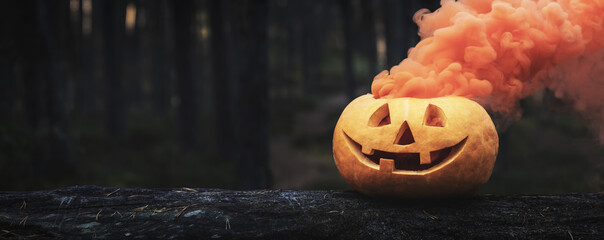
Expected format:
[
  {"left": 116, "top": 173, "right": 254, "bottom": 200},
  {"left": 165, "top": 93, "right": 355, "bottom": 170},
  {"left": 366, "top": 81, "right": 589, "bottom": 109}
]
[{"left": 395, "top": 121, "right": 415, "bottom": 145}]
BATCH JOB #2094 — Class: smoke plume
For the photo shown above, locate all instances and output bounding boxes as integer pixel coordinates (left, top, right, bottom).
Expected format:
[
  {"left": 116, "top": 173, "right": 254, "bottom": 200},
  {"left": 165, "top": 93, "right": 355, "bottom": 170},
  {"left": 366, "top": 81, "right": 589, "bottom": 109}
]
[{"left": 371, "top": 0, "right": 604, "bottom": 140}]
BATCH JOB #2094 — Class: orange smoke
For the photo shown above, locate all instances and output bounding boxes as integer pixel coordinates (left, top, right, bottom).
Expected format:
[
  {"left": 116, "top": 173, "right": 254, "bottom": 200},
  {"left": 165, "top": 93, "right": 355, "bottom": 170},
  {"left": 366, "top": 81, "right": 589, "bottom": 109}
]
[{"left": 372, "top": 0, "right": 604, "bottom": 116}]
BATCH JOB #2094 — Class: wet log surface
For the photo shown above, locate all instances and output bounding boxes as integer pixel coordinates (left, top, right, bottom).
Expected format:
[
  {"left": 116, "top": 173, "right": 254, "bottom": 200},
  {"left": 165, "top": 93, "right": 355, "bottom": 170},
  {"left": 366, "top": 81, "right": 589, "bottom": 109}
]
[{"left": 0, "top": 186, "right": 602, "bottom": 239}]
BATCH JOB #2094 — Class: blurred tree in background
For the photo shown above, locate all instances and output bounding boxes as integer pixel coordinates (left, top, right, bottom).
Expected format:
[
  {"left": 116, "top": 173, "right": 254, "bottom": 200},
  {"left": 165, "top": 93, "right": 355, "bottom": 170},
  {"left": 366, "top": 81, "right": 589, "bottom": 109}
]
[{"left": 0, "top": 0, "right": 602, "bottom": 193}]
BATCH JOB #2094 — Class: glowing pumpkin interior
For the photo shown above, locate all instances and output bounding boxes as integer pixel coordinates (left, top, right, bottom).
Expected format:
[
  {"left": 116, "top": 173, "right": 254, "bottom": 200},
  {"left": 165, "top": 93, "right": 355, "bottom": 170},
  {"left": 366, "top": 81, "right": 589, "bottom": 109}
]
[{"left": 333, "top": 94, "right": 498, "bottom": 198}]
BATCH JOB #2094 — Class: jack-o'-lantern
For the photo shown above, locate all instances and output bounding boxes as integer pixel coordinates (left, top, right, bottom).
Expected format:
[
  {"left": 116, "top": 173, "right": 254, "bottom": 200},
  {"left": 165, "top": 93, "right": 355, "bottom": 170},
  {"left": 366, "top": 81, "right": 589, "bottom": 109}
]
[{"left": 333, "top": 94, "right": 498, "bottom": 198}]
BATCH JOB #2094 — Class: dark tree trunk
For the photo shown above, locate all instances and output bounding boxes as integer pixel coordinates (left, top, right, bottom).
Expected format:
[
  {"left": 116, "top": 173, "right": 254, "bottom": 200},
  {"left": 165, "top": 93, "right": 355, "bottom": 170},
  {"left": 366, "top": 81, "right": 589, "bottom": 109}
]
[
  {"left": 172, "top": 0, "right": 201, "bottom": 148},
  {"left": 40, "top": 0, "right": 73, "bottom": 177},
  {"left": 19, "top": 1, "right": 47, "bottom": 181},
  {"left": 301, "top": 0, "right": 325, "bottom": 96},
  {"left": 125, "top": 0, "right": 142, "bottom": 108},
  {"left": 359, "top": 0, "right": 378, "bottom": 75},
  {"left": 209, "top": 0, "right": 235, "bottom": 157},
  {"left": 234, "top": 0, "right": 272, "bottom": 189},
  {"left": 0, "top": 1, "right": 19, "bottom": 118},
  {"left": 268, "top": 0, "right": 296, "bottom": 134},
  {"left": 278, "top": 0, "right": 299, "bottom": 132},
  {"left": 274, "top": 0, "right": 291, "bottom": 99},
  {"left": 70, "top": 0, "right": 84, "bottom": 112},
  {"left": 284, "top": 0, "right": 299, "bottom": 94},
  {"left": 17, "top": 0, "right": 73, "bottom": 182},
  {"left": 300, "top": 2, "right": 313, "bottom": 96},
  {"left": 149, "top": 0, "right": 172, "bottom": 116},
  {"left": 91, "top": 0, "right": 105, "bottom": 112},
  {"left": 402, "top": 0, "right": 421, "bottom": 54},
  {"left": 0, "top": 186, "right": 602, "bottom": 239},
  {"left": 73, "top": 0, "right": 95, "bottom": 114},
  {"left": 382, "top": 0, "right": 405, "bottom": 68},
  {"left": 101, "top": 0, "right": 127, "bottom": 139},
  {"left": 0, "top": 40, "right": 14, "bottom": 117},
  {"left": 341, "top": 0, "right": 355, "bottom": 101}
]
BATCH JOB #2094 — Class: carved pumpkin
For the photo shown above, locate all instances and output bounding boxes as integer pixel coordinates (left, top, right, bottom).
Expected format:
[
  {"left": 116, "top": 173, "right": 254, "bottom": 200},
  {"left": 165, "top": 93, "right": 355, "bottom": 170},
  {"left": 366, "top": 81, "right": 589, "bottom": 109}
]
[{"left": 333, "top": 94, "right": 498, "bottom": 198}]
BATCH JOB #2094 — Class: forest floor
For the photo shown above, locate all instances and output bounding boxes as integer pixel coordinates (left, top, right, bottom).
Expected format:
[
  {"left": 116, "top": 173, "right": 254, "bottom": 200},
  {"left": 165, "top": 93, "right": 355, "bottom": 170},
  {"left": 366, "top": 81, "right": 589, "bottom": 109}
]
[{"left": 270, "top": 94, "right": 349, "bottom": 190}]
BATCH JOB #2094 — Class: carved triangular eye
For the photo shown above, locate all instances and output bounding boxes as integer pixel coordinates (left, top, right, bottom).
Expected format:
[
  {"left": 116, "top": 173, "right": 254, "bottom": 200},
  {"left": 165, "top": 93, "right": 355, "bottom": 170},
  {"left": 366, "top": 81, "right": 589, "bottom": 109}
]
[
  {"left": 424, "top": 104, "right": 446, "bottom": 127},
  {"left": 368, "top": 103, "right": 390, "bottom": 127}
]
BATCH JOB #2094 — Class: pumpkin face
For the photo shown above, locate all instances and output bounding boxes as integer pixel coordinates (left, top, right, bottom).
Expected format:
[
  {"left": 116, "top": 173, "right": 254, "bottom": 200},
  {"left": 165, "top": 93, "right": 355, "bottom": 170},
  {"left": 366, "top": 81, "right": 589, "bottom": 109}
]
[{"left": 333, "top": 94, "right": 498, "bottom": 198}]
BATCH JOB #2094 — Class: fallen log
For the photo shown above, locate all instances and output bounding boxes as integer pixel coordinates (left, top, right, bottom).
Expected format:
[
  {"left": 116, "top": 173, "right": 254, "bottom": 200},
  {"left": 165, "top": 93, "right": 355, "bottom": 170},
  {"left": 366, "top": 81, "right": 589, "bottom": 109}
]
[{"left": 0, "top": 186, "right": 602, "bottom": 239}]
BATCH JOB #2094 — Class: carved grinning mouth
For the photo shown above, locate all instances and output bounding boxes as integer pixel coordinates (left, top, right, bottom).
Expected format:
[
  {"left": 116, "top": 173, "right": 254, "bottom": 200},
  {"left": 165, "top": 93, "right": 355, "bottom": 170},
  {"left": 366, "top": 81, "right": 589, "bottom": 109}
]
[{"left": 343, "top": 132, "right": 467, "bottom": 173}]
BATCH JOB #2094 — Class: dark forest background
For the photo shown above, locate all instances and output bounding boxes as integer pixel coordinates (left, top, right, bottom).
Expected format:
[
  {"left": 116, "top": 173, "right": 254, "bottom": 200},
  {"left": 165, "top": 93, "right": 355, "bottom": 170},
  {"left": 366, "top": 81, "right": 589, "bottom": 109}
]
[{"left": 1, "top": 0, "right": 602, "bottom": 193}]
